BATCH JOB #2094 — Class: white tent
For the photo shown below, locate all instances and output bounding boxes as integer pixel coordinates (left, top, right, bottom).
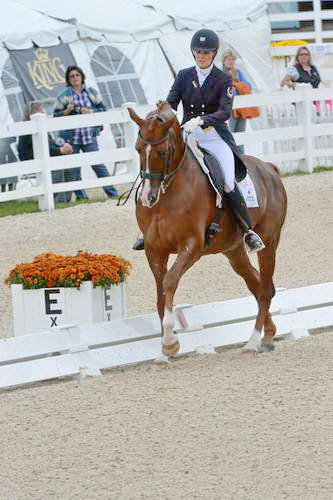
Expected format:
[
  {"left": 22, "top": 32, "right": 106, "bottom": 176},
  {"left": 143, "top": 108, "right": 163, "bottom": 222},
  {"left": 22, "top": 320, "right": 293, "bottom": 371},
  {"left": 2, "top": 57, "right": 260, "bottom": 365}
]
[
  {"left": 0, "top": 0, "right": 176, "bottom": 168},
  {"left": 136, "top": 0, "right": 274, "bottom": 92},
  {"left": 0, "top": 0, "right": 275, "bottom": 167},
  {"left": 0, "top": 0, "right": 176, "bottom": 122}
]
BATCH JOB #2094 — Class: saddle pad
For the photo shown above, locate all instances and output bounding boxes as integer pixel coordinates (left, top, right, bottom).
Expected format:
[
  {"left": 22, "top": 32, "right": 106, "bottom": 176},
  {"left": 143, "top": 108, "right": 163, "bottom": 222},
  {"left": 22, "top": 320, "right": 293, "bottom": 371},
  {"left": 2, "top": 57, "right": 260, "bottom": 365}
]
[{"left": 187, "top": 136, "right": 259, "bottom": 208}]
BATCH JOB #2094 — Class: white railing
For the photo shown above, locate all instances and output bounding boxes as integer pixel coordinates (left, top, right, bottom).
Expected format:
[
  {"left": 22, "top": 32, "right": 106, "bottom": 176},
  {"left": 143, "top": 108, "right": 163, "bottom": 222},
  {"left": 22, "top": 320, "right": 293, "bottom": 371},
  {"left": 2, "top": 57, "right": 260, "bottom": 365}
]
[
  {"left": 267, "top": 0, "right": 332, "bottom": 43},
  {"left": 0, "top": 103, "right": 150, "bottom": 210},
  {"left": 2, "top": 281, "right": 333, "bottom": 390},
  {"left": 233, "top": 84, "right": 333, "bottom": 173},
  {"left": 1, "top": 85, "right": 333, "bottom": 210}
]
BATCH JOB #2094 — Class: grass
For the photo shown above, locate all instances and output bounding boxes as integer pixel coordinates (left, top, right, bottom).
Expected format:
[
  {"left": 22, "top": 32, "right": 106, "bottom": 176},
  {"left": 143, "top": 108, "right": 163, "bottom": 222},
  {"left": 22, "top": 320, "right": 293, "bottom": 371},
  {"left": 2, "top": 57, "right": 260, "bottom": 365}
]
[
  {"left": 0, "top": 197, "right": 107, "bottom": 218},
  {"left": 0, "top": 166, "right": 332, "bottom": 218},
  {"left": 282, "top": 166, "right": 333, "bottom": 177}
]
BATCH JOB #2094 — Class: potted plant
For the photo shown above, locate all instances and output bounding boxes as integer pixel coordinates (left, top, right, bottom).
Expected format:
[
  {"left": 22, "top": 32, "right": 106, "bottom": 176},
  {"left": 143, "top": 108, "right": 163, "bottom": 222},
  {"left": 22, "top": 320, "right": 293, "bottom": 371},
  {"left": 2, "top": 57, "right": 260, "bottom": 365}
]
[{"left": 5, "top": 251, "right": 131, "bottom": 336}]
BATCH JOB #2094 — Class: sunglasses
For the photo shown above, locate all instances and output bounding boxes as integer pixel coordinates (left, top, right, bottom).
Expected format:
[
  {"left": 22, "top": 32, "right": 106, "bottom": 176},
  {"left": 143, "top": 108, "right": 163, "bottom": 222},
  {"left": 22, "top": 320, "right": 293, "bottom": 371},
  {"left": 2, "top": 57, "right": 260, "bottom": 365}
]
[{"left": 69, "top": 73, "right": 81, "bottom": 78}]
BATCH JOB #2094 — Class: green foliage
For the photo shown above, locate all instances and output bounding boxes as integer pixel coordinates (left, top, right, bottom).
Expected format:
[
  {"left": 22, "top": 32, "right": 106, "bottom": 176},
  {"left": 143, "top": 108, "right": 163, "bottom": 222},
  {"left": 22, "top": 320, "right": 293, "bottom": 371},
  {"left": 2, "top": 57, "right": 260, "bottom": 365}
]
[
  {"left": 0, "top": 197, "right": 107, "bottom": 218},
  {"left": 0, "top": 199, "right": 39, "bottom": 217},
  {"left": 282, "top": 166, "right": 333, "bottom": 178}
]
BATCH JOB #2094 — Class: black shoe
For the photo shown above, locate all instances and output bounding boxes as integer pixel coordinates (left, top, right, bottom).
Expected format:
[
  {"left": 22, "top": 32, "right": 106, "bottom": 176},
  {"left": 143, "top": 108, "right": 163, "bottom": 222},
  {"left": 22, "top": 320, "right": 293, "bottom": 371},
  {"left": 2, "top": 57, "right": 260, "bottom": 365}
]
[
  {"left": 132, "top": 237, "right": 145, "bottom": 250},
  {"left": 244, "top": 230, "right": 265, "bottom": 253}
]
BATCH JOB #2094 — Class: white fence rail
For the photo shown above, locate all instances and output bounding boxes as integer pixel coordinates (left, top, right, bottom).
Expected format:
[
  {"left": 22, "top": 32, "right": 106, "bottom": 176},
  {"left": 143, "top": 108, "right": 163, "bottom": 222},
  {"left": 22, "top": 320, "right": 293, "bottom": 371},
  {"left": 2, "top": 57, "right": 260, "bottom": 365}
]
[
  {"left": 267, "top": 0, "right": 332, "bottom": 43},
  {"left": 1, "top": 282, "right": 332, "bottom": 390},
  {"left": 1, "top": 85, "right": 333, "bottom": 210}
]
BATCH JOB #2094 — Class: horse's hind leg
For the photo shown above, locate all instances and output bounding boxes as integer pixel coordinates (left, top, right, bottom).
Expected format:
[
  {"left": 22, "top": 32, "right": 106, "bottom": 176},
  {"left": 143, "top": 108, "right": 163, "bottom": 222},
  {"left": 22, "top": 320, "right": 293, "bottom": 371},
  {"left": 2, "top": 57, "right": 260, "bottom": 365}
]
[
  {"left": 161, "top": 239, "right": 200, "bottom": 357},
  {"left": 226, "top": 246, "right": 264, "bottom": 353}
]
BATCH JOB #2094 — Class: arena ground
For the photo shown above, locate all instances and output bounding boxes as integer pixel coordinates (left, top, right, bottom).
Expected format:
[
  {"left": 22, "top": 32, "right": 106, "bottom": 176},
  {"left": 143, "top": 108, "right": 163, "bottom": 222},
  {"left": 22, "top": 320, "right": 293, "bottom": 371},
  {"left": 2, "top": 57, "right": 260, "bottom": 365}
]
[{"left": 0, "top": 171, "right": 332, "bottom": 499}]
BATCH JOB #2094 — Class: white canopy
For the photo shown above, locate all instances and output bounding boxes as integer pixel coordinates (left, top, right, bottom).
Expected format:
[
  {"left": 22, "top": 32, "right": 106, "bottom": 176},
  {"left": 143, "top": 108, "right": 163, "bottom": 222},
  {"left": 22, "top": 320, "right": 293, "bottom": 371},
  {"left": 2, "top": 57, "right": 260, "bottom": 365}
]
[
  {"left": 136, "top": 0, "right": 267, "bottom": 31},
  {"left": 14, "top": 0, "right": 175, "bottom": 42},
  {"left": 1, "top": 0, "right": 77, "bottom": 49},
  {"left": 136, "top": 0, "right": 274, "bottom": 91}
]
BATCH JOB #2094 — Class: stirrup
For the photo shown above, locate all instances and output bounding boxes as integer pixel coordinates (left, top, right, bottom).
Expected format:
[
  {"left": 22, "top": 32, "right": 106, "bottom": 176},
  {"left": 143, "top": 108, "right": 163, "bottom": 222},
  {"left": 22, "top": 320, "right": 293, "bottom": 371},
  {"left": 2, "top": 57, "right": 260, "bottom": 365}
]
[
  {"left": 207, "top": 221, "right": 221, "bottom": 238},
  {"left": 244, "top": 230, "right": 265, "bottom": 253},
  {"left": 132, "top": 237, "right": 145, "bottom": 251},
  {"left": 205, "top": 222, "right": 221, "bottom": 248}
]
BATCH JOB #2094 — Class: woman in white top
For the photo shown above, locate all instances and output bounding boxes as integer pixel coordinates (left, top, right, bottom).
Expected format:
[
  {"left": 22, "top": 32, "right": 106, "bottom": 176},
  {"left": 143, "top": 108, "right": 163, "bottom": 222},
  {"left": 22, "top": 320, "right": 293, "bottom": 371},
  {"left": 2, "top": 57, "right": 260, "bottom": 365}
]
[{"left": 280, "top": 46, "right": 321, "bottom": 89}]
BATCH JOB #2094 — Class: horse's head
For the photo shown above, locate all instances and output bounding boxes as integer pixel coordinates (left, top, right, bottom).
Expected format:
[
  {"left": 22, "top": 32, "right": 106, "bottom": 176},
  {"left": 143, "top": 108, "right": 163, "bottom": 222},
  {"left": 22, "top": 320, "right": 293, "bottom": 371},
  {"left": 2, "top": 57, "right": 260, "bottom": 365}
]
[{"left": 128, "top": 101, "right": 183, "bottom": 208}]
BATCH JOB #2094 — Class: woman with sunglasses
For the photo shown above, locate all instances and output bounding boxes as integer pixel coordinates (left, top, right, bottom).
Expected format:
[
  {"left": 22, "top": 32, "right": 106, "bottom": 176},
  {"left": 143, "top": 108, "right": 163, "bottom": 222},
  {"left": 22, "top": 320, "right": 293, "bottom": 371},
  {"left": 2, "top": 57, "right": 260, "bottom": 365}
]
[
  {"left": 280, "top": 46, "right": 321, "bottom": 89},
  {"left": 54, "top": 65, "right": 118, "bottom": 200}
]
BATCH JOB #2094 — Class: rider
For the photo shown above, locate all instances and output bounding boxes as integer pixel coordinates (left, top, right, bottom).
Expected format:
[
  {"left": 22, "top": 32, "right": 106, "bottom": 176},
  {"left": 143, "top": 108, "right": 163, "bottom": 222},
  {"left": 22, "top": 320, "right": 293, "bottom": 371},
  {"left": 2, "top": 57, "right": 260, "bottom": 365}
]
[{"left": 133, "top": 28, "right": 265, "bottom": 253}]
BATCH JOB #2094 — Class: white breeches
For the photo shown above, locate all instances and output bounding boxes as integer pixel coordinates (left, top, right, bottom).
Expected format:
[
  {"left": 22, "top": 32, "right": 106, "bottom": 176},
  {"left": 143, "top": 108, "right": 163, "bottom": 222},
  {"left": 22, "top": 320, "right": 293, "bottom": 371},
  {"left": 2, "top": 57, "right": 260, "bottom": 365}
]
[{"left": 192, "top": 126, "right": 235, "bottom": 192}]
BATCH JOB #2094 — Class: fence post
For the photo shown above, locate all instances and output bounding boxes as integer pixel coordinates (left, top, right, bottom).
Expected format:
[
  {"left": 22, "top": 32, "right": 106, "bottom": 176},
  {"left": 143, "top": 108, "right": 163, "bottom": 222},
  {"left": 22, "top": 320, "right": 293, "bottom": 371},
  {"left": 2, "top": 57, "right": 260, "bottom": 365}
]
[
  {"left": 31, "top": 112, "right": 54, "bottom": 210},
  {"left": 313, "top": 0, "right": 322, "bottom": 44},
  {"left": 296, "top": 84, "right": 313, "bottom": 173},
  {"left": 122, "top": 102, "right": 140, "bottom": 178}
]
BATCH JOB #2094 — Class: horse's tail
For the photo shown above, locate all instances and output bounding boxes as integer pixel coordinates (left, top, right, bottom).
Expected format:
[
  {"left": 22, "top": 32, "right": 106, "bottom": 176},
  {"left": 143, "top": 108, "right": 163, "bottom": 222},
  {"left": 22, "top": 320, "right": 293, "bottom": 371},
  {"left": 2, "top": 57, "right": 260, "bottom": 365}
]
[{"left": 266, "top": 162, "right": 281, "bottom": 176}]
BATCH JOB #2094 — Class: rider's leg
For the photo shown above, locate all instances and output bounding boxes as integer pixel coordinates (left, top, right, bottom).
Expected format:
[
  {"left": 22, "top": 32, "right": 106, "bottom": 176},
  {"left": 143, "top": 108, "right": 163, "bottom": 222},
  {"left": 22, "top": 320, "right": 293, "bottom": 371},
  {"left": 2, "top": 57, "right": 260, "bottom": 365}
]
[
  {"left": 224, "top": 185, "right": 265, "bottom": 252},
  {"left": 196, "top": 129, "right": 265, "bottom": 252}
]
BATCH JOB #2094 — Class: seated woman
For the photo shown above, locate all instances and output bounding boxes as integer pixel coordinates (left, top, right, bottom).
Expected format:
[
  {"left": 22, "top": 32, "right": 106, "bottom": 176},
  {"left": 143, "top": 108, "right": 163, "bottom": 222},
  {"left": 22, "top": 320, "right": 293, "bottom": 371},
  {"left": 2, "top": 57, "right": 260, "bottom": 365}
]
[
  {"left": 133, "top": 29, "right": 265, "bottom": 254},
  {"left": 18, "top": 101, "right": 73, "bottom": 204},
  {"left": 280, "top": 46, "right": 321, "bottom": 89}
]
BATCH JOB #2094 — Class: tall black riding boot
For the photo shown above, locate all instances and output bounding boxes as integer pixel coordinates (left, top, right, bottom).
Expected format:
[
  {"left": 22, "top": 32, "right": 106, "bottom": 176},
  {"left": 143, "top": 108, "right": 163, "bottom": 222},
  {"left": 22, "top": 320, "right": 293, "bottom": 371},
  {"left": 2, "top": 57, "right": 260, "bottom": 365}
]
[{"left": 225, "top": 186, "right": 265, "bottom": 253}]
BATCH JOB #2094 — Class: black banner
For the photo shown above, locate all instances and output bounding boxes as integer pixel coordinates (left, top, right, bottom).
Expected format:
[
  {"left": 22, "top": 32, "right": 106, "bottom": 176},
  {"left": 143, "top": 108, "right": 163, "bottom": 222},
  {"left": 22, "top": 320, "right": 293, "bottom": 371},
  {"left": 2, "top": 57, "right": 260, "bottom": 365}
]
[{"left": 9, "top": 44, "right": 76, "bottom": 116}]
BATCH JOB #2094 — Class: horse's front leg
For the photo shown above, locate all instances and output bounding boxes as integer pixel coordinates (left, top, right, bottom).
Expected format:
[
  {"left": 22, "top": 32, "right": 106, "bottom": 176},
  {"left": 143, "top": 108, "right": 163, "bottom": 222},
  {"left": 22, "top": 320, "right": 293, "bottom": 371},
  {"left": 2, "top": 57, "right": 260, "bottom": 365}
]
[
  {"left": 145, "top": 247, "right": 168, "bottom": 328},
  {"left": 161, "top": 238, "right": 200, "bottom": 357}
]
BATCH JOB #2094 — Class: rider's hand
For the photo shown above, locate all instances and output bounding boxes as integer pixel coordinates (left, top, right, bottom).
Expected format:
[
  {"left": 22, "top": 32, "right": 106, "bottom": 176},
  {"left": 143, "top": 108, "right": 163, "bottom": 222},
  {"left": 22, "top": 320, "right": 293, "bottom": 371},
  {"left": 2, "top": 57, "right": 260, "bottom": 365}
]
[{"left": 182, "top": 116, "right": 204, "bottom": 133}]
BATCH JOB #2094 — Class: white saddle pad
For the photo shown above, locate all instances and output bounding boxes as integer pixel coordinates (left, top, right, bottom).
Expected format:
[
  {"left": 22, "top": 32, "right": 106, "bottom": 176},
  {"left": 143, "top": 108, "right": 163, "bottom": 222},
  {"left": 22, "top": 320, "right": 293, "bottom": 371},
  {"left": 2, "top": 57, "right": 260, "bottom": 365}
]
[{"left": 186, "top": 136, "right": 259, "bottom": 208}]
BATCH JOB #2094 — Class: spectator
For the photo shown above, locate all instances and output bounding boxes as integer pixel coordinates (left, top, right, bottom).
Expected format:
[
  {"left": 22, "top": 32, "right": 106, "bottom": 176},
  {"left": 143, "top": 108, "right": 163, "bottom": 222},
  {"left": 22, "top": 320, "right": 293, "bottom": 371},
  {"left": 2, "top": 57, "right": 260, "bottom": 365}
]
[
  {"left": 222, "top": 50, "right": 252, "bottom": 154},
  {"left": 18, "top": 101, "right": 73, "bottom": 204},
  {"left": 280, "top": 46, "right": 321, "bottom": 89},
  {"left": 54, "top": 65, "right": 118, "bottom": 200}
]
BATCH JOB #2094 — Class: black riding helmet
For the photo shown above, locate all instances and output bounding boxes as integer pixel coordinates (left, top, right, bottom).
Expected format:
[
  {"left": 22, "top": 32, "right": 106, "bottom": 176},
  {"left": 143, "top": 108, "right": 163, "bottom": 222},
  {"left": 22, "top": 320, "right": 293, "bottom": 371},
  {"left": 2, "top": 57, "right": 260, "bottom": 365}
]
[{"left": 191, "top": 29, "right": 220, "bottom": 53}]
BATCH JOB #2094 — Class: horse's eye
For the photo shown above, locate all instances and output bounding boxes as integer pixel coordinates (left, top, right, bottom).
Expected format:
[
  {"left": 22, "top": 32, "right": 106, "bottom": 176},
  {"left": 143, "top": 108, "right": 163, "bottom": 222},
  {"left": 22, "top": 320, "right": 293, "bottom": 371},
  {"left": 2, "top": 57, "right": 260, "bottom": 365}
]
[{"left": 159, "top": 151, "right": 167, "bottom": 158}]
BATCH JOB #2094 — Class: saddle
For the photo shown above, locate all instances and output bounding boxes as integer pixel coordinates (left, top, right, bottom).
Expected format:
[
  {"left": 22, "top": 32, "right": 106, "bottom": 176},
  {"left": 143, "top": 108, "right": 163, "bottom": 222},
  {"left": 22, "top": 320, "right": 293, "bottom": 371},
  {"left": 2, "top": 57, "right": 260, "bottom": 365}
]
[
  {"left": 186, "top": 136, "right": 259, "bottom": 209},
  {"left": 199, "top": 147, "right": 225, "bottom": 203}
]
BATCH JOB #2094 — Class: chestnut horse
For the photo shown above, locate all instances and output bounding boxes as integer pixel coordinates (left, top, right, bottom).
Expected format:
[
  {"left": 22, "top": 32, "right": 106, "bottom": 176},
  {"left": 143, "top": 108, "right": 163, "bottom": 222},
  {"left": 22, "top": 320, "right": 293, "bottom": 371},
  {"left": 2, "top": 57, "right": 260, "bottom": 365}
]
[{"left": 128, "top": 101, "right": 287, "bottom": 357}]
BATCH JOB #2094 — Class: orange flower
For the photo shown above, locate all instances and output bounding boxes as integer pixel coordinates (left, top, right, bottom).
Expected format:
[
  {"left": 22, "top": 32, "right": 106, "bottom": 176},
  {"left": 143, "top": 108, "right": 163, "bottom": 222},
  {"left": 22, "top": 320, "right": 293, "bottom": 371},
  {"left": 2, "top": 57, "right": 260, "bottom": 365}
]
[{"left": 5, "top": 251, "right": 131, "bottom": 290}]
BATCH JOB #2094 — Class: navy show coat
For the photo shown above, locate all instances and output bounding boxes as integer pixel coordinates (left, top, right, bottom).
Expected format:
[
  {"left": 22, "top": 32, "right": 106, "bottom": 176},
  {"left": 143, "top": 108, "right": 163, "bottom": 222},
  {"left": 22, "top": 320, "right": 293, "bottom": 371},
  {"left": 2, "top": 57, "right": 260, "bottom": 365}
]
[{"left": 166, "top": 65, "right": 246, "bottom": 181}]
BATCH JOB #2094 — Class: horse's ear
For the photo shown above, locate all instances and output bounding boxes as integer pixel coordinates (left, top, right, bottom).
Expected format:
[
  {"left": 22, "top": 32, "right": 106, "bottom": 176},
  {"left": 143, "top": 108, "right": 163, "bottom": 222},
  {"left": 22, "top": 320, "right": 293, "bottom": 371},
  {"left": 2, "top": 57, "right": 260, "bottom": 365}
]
[
  {"left": 161, "top": 115, "right": 176, "bottom": 132},
  {"left": 128, "top": 107, "right": 144, "bottom": 127}
]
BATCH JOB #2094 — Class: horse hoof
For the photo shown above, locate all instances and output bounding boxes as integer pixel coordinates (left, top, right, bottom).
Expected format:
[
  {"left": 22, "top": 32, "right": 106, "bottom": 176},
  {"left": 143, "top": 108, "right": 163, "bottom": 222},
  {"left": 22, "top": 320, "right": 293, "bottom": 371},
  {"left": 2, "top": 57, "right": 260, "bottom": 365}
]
[
  {"left": 162, "top": 339, "right": 180, "bottom": 357},
  {"left": 259, "top": 341, "right": 275, "bottom": 353},
  {"left": 153, "top": 354, "right": 170, "bottom": 364},
  {"left": 241, "top": 347, "right": 258, "bottom": 357}
]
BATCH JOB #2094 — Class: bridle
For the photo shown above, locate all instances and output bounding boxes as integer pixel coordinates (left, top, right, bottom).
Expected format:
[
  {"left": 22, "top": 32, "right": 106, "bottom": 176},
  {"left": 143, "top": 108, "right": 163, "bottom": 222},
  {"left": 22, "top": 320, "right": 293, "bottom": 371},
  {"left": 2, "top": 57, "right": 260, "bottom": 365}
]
[{"left": 138, "top": 114, "right": 186, "bottom": 194}]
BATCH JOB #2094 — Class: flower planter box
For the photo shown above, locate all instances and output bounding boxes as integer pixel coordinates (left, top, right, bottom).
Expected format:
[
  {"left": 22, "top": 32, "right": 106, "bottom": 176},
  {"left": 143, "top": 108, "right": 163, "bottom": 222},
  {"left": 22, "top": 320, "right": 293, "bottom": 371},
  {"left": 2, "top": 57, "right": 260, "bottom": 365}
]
[{"left": 11, "top": 281, "right": 125, "bottom": 336}]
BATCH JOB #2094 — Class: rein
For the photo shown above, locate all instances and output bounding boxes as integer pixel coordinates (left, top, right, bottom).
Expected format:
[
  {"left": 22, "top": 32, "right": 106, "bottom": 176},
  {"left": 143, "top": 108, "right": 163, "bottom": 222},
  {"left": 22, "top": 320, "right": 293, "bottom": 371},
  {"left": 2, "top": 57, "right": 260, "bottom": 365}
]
[{"left": 138, "top": 127, "right": 186, "bottom": 194}]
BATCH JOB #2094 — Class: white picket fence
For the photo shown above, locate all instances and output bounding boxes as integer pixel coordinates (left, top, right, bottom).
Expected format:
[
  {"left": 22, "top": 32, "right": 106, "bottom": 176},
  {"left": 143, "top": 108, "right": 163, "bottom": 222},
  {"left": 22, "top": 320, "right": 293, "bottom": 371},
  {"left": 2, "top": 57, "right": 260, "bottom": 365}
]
[
  {"left": 1, "top": 282, "right": 332, "bottom": 390},
  {"left": 268, "top": 0, "right": 332, "bottom": 44},
  {"left": 1, "top": 84, "right": 333, "bottom": 209}
]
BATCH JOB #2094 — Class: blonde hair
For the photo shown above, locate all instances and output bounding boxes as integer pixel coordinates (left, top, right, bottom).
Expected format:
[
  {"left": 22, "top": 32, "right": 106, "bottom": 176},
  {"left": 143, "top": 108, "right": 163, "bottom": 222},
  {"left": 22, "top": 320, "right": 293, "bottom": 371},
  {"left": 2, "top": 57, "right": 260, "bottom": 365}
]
[
  {"left": 222, "top": 50, "right": 237, "bottom": 80},
  {"left": 295, "top": 46, "right": 312, "bottom": 66},
  {"left": 222, "top": 50, "right": 237, "bottom": 63}
]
